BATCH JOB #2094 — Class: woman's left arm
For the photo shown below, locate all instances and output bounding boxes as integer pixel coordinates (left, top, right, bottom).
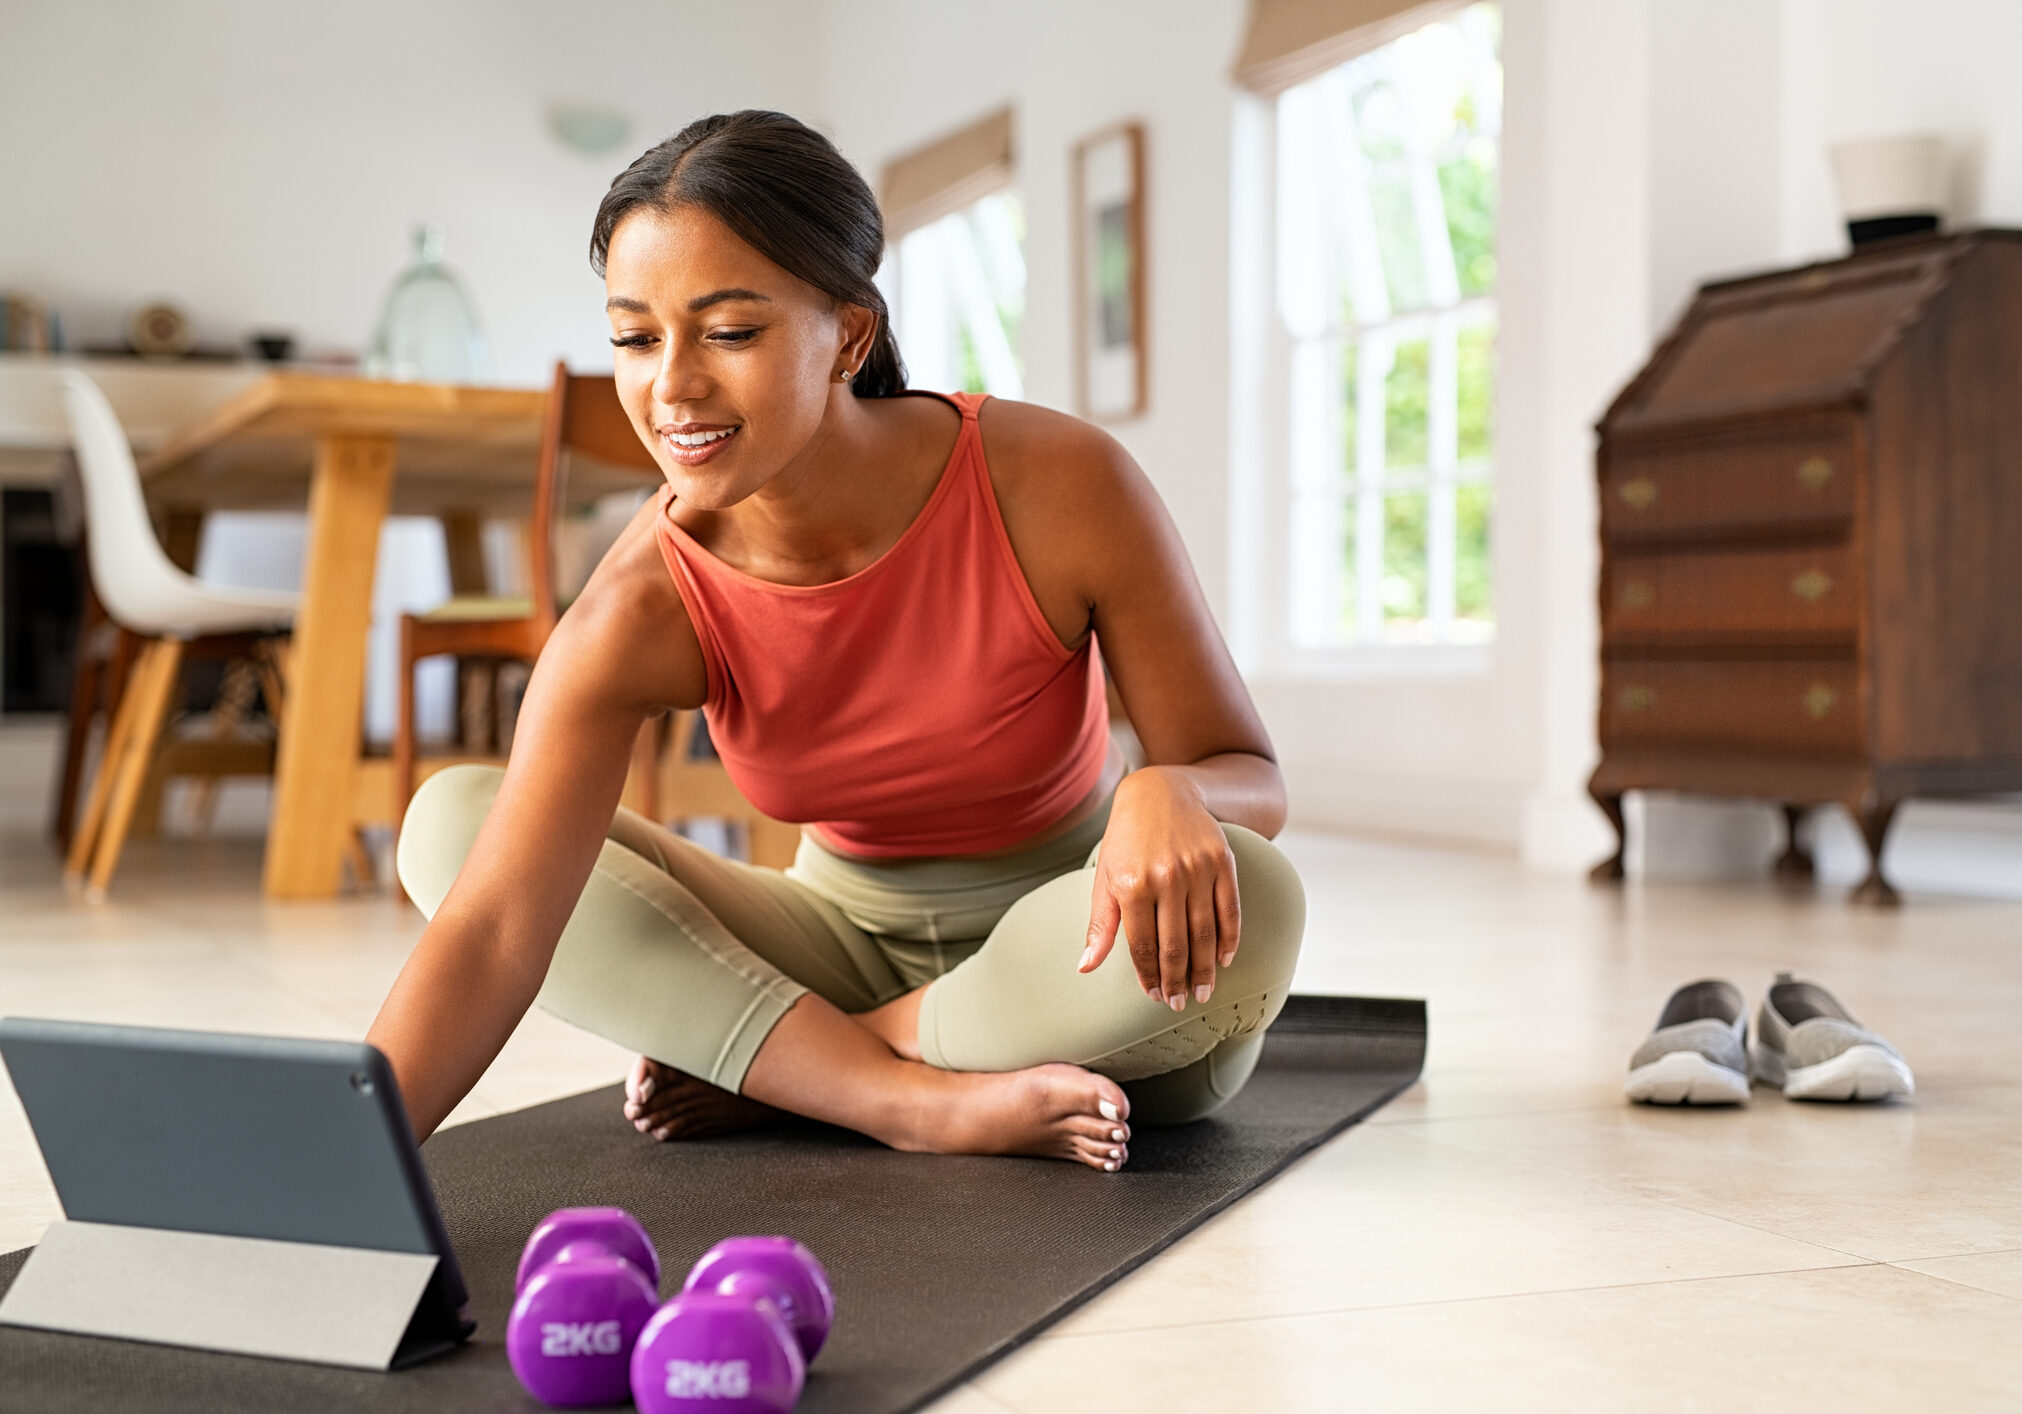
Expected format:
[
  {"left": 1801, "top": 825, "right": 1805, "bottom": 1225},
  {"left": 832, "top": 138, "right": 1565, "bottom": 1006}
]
[{"left": 987, "top": 403, "right": 1285, "bottom": 1012}]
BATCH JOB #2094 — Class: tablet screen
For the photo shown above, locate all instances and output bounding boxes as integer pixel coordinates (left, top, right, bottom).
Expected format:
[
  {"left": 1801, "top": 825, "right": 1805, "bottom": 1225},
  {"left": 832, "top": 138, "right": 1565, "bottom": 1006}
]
[{"left": 0, "top": 1018, "right": 468, "bottom": 1315}]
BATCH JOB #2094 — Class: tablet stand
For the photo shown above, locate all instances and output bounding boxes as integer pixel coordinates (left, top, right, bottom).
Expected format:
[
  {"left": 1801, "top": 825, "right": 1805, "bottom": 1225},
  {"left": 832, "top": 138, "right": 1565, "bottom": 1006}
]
[{"left": 0, "top": 1220, "right": 464, "bottom": 1370}]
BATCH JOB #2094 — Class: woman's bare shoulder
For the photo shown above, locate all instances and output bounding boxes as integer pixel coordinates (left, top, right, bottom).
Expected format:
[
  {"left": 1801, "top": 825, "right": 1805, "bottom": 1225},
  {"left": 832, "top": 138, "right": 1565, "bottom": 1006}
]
[
  {"left": 974, "top": 397, "right": 1167, "bottom": 549},
  {"left": 543, "top": 494, "right": 709, "bottom": 714}
]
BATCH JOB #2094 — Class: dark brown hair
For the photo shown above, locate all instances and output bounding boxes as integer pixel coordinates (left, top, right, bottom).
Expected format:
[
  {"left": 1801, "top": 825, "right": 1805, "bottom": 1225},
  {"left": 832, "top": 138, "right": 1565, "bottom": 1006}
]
[{"left": 590, "top": 110, "right": 906, "bottom": 398}]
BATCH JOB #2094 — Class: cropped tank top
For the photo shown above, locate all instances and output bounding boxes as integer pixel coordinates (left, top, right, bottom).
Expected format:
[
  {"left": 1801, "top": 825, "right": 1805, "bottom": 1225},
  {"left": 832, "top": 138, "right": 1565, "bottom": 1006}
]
[{"left": 652, "top": 391, "right": 1110, "bottom": 858}]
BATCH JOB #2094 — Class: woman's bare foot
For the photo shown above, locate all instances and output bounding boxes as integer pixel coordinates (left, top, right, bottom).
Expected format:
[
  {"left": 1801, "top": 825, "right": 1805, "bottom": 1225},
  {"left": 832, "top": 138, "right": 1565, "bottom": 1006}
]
[
  {"left": 623, "top": 1056, "right": 786, "bottom": 1141},
  {"left": 893, "top": 1061, "right": 1134, "bottom": 1172},
  {"left": 735, "top": 994, "right": 1135, "bottom": 1172}
]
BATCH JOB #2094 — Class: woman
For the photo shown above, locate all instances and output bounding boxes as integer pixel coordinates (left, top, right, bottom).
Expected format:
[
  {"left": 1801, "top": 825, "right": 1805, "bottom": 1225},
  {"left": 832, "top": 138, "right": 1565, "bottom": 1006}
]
[{"left": 369, "top": 110, "right": 1303, "bottom": 1174}]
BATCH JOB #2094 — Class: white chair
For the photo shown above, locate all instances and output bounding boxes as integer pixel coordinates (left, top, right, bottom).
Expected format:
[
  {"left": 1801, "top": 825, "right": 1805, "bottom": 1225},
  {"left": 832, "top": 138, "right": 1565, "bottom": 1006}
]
[{"left": 57, "top": 370, "right": 299, "bottom": 897}]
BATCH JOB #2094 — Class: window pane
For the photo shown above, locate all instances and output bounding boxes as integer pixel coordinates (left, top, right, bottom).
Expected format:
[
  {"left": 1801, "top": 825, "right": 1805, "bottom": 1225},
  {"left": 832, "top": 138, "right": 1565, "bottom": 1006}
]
[
  {"left": 1440, "top": 141, "right": 1497, "bottom": 298},
  {"left": 1455, "top": 481, "right": 1493, "bottom": 622},
  {"left": 1275, "top": 1, "right": 1499, "bottom": 653},
  {"left": 1339, "top": 341, "right": 1360, "bottom": 480},
  {"left": 1339, "top": 493, "right": 1360, "bottom": 633},
  {"left": 1382, "top": 490, "right": 1428, "bottom": 623},
  {"left": 1385, "top": 338, "right": 1429, "bottom": 471},
  {"left": 1457, "top": 320, "right": 1494, "bottom": 463}
]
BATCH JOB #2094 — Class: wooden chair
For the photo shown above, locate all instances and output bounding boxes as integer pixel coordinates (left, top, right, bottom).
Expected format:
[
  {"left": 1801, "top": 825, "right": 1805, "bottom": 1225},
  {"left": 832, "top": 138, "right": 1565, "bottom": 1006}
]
[{"left": 392, "top": 362, "right": 798, "bottom": 876}]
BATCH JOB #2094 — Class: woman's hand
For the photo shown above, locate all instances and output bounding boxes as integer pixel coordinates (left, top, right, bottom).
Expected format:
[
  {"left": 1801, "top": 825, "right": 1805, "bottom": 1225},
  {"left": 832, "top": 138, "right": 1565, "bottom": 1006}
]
[{"left": 1079, "top": 767, "right": 1241, "bottom": 1010}]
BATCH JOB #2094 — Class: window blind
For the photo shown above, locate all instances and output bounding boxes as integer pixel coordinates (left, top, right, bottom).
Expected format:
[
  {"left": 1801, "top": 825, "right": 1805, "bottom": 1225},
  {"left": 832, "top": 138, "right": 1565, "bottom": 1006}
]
[
  {"left": 1233, "top": 0, "right": 1468, "bottom": 94},
  {"left": 879, "top": 107, "right": 1015, "bottom": 241}
]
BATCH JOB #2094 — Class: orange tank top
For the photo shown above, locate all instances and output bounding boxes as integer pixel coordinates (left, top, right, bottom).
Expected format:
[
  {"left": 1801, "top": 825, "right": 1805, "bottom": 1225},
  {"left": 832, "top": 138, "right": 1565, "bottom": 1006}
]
[{"left": 652, "top": 391, "right": 1110, "bottom": 858}]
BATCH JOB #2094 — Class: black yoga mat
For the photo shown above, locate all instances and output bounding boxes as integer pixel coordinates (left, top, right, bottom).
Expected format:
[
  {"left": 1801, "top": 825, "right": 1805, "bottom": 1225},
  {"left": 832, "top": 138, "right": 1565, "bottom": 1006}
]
[{"left": 0, "top": 995, "right": 1424, "bottom": 1414}]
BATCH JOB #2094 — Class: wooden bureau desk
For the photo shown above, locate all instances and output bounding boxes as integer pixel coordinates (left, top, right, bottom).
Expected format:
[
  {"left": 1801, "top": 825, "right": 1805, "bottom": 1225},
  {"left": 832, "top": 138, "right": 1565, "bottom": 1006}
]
[{"left": 1589, "top": 230, "right": 2022, "bottom": 904}]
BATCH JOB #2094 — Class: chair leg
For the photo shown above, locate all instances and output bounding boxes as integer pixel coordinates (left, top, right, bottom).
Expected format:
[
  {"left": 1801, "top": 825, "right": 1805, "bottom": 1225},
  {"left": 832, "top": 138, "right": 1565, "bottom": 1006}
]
[
  {"left": 52, "top": 621, "right": 106, "bottom": 849},
  {"left": 66, "top": 635, "right": 155, "bottom": 881},
  {"left": 344, "top": 828, "right": 376, "bottom": 889},
  {"left": 86, "top": 638, "right": 185, "bottom": 897},
  {"left": 184, "top": 656, "right": 261, "bottom": 834}
]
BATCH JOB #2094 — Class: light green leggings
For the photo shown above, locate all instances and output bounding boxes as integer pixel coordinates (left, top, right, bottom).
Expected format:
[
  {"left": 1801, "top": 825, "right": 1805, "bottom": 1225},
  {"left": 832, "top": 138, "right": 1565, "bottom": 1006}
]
[{"left": 398, "top": 765, "right": 1306, "bottom": 1126}]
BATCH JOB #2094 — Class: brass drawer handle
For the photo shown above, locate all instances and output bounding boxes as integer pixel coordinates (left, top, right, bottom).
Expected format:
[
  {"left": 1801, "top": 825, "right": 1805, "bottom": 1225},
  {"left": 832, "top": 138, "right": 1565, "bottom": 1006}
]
[
  {"left": 1797, "top": 456, "right": 1833, "bottom": 493},
  {"left": 1791, "top": 569, "right": 1833, "bottom": 603},
  {"left": 1620, "top": 685, "right": 1657, "bottom": 713},
  {"left": 1804, "top": 683, "right": 1838, "bottom": 720},
  {"left": 1619, "top": 477, "right": 1658, "bottom": 510},
  {"left": 1619, "top": 581, "right": 1654, "bottom": 610}
]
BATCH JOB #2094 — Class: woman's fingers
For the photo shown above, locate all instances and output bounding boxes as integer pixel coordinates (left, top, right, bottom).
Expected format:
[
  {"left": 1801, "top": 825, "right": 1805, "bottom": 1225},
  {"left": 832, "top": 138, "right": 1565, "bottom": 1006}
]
[
  {"left": 1122, "top": 885, "right": 1162, "bottom": 1000},
  {"left": 1187, "top": 883, "right": 1220, "bottom": 1003},
  {"left": 1155, "top": 872, "right": 1191, "bottom": 1009},
  {"left": 1214, "top": 855, "right": 1242, "bottom": 968},
  {"left": 1080, "top": 884, "right": 1122, "bottom": 973}
]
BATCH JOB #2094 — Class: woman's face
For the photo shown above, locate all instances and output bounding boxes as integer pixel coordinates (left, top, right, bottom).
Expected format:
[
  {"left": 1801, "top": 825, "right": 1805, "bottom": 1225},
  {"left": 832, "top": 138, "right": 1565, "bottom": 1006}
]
[{"left": 604, "top": 203, "right": 870, "bottom": 510}]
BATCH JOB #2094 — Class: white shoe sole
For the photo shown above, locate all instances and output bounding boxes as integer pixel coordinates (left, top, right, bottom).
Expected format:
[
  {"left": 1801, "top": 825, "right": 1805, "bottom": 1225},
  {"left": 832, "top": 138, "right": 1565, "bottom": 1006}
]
[
  {"left": 1755, "top": 1042, "right": 1915, "bottom": 1101},
  {"left": 1625, "top": 1049, "right": 1751, "bottom": 1105}
]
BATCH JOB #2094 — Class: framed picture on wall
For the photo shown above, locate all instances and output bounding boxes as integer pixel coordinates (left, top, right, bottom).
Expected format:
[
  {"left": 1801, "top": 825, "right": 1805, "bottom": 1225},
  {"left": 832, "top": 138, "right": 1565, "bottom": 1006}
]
[{"left": 1072, "top": 122, "right": 1146, "bottom": 421}]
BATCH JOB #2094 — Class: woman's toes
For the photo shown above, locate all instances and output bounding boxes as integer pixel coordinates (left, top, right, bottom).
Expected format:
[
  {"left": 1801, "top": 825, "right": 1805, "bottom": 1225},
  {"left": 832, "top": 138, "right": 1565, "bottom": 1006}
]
[
  {"left": 1070, "top": 1133, "right": 1127, "bottom": 1171},
  {"left": 1065, "top": 1111, "right": 1130, "bottom": 1145},
  {"left": 1091, "top": 1081, "right": 1130, "bottom": 1127},
  {"left": 627, "top": 1055, "right": 659, "bottom": 1105}
]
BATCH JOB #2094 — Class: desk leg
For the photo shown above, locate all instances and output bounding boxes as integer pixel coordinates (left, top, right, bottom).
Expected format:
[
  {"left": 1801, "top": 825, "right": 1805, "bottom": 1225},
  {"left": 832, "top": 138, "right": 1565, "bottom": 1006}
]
[{"left": 264, "top": 435, "right": 395, "bottom": 899}]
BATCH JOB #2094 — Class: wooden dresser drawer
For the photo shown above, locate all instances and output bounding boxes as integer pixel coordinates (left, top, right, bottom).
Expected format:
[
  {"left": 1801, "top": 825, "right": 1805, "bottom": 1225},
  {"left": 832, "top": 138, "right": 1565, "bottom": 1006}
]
[
  {"left": 1602, "top": 658, "right": 1862, "bottom": 758},
  {"left": 1603, "top": 422, "right": 1856, "bottom": 541},
  {"left": 1606, "top": 542, "right": 1860, "bottom": 643}
]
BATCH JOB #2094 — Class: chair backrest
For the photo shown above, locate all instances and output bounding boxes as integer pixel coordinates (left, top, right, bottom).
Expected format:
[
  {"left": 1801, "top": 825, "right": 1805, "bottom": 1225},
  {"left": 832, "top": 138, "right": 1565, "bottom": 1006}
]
[
  {"left": 56, "top": 370, "right": 193, "bottom": 633},
  {"left": 526, "top": 362, "right": 664, "bottom": 620}
]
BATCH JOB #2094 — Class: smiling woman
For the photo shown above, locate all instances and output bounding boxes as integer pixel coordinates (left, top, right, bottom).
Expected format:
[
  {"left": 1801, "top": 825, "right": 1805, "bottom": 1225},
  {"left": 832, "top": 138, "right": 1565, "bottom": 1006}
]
[{"left": 365, "top": 110, "right": 1306, "bottom": 1175}]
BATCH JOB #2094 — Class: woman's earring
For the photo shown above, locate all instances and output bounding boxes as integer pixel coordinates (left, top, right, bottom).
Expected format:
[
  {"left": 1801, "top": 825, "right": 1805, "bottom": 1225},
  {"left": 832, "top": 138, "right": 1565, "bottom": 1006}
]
[{"left": 838, "top": 368, "right": 853, "bottom": 383}]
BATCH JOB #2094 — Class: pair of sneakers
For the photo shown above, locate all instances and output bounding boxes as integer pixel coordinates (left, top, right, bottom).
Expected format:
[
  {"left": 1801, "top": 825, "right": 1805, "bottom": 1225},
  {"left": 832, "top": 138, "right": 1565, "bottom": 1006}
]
[{"left": 1624, "top": 973, "right": 1915, "bottom": 1105}]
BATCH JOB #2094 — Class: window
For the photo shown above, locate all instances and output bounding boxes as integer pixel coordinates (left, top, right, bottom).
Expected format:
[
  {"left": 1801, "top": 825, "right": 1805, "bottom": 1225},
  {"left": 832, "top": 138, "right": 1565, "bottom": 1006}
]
[
  {"left": 883, "top": 190, "right": 1026, "bottom": 398},
  {"left": 1277, "top": 3, "right": 1500, "bottom": 649}
]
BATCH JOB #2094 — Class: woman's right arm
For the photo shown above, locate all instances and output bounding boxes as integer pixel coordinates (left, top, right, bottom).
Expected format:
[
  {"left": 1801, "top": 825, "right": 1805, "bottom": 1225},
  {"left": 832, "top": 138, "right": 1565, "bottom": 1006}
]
[{"left": 365, "top": 510, "right": 702, "bottom": 1140}]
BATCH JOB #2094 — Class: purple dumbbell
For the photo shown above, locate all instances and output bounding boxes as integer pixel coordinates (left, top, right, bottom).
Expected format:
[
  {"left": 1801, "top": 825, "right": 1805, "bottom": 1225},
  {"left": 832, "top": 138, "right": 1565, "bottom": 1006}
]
[
  {"left": 629, "top": 1237, "right": 833, "bottom": 1413},
  {"left": 630, "top": 1292, "right": 805, "bottom": 1414},
  {"left": 682, "top": 1237, "right": 833, "bottom": 1361},
  {"left": 507, "top": 1208, "right": 662, "bottom": 1408},
  {"left": 516, "top": 1207, "right": 662, "bottom": 1292}
]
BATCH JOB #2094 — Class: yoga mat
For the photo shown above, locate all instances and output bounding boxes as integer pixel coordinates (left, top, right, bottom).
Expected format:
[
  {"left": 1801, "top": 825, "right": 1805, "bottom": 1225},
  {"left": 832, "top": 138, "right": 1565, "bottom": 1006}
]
[{"left": 0, "top": 994, "right": 1424, "bottom": 1414}]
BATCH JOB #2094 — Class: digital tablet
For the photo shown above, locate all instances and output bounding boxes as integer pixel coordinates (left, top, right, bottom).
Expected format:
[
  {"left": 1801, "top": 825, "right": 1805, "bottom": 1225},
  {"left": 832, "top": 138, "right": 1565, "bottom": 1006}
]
[{"left": 0, "top": 1017, "right": 474, "bottom": 1364}]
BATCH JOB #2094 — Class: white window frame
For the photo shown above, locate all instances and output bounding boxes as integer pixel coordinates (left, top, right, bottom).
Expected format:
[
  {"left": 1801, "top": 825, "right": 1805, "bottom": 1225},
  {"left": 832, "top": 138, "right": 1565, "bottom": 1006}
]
[
  {"left": 1234, "top": 6, "right": 1500, "bottom": 680},
  {"left": 881, "top": 188, "right": 1026, "bottom": 399}
]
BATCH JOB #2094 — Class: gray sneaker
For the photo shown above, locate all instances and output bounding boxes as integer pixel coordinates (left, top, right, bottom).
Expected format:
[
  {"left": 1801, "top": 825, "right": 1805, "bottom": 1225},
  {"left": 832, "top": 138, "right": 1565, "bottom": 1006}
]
[
  {"left": 1752, "top": 972, "right": 1914, "bottom": 1101},
  {"left": 1625, "top": 979, "right": 1752, "bottom": 1105}
]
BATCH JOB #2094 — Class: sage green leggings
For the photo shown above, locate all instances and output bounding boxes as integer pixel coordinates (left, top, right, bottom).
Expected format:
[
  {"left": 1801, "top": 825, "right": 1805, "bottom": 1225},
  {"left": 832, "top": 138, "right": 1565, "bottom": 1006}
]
[{"left": 398, "top": 765, "right": 1306, "bottom": 1127}]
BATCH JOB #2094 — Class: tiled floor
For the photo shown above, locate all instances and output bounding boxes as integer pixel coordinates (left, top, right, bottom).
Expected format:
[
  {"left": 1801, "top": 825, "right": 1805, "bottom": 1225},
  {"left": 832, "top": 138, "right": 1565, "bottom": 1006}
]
[{"left": 3, "top": 821, "right": 2019, "bottom": 1410}]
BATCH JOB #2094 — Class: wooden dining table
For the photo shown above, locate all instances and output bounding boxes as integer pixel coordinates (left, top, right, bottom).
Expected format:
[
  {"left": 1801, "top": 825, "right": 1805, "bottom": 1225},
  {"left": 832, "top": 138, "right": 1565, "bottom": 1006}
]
[{"left": 138, "top": 371, "right": 639, "bottom": 900}]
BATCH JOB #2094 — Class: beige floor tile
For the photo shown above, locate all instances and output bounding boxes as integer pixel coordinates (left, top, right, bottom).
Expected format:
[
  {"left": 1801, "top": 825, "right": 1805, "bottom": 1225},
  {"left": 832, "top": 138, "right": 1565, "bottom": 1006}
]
[
  {"left": 979, "top": 1264, "right": 2022, "bottom": 1414},
  {"left": 1894, "top": 1246, "right": 2022, "bottom": 1300},
  {"left": 1047, "top": 1120, "right": 1855, "bottom": 1336},
  {"left": 919, "top": 1382, "right": 1023, "bottom": 1414},
  {"left": 1411, "top": 1084, "right": 2022, "bottom": 1262}
]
